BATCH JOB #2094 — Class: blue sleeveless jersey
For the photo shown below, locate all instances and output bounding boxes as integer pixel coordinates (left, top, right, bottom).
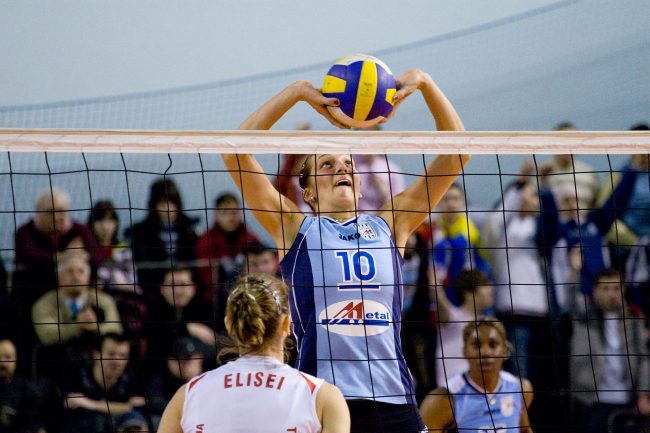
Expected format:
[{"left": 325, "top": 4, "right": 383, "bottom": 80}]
[
  {"left": 280, "top": 215, "right": 415, "bottom": 405},
  {"left": 447, "top": 371, "right": 525, "bottom": 433}
]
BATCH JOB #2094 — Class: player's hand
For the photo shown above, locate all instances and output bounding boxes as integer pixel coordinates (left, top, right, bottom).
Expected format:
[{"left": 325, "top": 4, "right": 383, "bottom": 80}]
[
  {"left": 382, "top": 69, "right": 429, "bottom": 122},
  {"left": 294, "top": 81, "right": 349, "bottom": 129}
]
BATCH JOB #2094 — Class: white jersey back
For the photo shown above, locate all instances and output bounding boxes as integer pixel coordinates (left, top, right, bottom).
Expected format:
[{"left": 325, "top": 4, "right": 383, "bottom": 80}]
[{"left": 181, "top": 355, "right": 324, "bottom": 433}]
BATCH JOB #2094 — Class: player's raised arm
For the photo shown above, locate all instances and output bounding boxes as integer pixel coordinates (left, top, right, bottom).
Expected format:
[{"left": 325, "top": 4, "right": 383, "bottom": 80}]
[
  {"left": 222, "top": 153, "right": 303, "bottom": 253},
  {"left": 378, "top": 69, "right": 470, "bottom": 248},
  {"left": 222, "top": 81, "right": 344, "bottom": 252}
]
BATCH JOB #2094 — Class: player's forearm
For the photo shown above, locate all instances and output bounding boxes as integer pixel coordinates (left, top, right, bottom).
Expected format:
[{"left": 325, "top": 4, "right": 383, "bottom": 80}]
[
  {"left": 239, "top": 81, "right": 304, "bottom": 130},
  {"left": 422, "top": 154, "right": 470, "bottom": 208},
  {"left": 419, "top": 74, "right": 465, "bottom": 132},
  {"left": 222, "top": 154, "right": 276, "bottom": 204}
]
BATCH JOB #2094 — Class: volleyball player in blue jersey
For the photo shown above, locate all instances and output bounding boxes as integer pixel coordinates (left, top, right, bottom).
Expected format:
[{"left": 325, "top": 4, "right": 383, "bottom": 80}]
[
  {"left": 420, "top": 317, "right": 534, "bottom": 433},
  {"left": 223, "top": 69, "right": 469, "bottom": 433}
]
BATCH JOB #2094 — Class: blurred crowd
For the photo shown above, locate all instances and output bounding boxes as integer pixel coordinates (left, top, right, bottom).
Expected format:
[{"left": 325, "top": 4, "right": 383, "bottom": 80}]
[{"left": 0, "top": 122, "right": 649, "bottom": 433}]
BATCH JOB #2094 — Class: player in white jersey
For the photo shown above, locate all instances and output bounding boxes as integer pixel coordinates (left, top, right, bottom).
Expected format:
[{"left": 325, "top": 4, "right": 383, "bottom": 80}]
[
  {"left": 222, "top": 69, "right": 468, "bottom": 432},
  {"left": 420, "top": 317, "right": 535, "bottom": 433},
  {"left": 157, "top": 273, "right": 350, "bottom": 433}
]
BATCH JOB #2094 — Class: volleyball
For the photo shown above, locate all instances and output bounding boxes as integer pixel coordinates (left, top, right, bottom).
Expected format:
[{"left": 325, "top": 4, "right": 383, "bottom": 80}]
[{"left": 322, "top": 54, "right": 396, "bottom": 128}]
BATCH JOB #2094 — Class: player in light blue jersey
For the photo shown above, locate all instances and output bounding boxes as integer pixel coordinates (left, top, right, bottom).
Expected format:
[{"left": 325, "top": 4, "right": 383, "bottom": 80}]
[
  {"left": 223, "top": 69, "right": 469, "bottom": 433},
  {"left": 420, "top": 317, "right": 534, "bottom": 433}
]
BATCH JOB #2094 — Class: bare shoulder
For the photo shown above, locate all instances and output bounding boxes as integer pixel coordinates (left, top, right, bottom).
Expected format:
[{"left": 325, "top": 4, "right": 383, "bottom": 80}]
[
  {"left": 420, "top": 387, "right": 454, "bottom": 431},
  {"left": 157, "top": 385, "right": 186, "bottom": 433},
  {"left": 420, "top": 386, "right": 452, "bottom": 406},
  {"left": 520, "top": 377, "right": 534, "bottom": 406},
  {"left": 317, "top": 382, "right": 350, "bottom": 433}
]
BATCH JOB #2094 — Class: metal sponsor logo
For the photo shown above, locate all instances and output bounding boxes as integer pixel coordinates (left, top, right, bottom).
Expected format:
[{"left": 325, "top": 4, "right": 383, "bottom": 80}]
[{"left": 319, "top": 299, "right": 391, "bottom": 336}]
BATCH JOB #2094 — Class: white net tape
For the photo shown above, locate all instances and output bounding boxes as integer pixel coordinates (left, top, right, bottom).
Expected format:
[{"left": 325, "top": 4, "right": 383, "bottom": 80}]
[{"left": 1, "top": 129, "right": 649, "bottom": 154}]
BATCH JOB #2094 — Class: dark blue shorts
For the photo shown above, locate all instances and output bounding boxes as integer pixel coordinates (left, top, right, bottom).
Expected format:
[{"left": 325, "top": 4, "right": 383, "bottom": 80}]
[{"left": 347, "top": 400, "right": 427, "bottom": 433}]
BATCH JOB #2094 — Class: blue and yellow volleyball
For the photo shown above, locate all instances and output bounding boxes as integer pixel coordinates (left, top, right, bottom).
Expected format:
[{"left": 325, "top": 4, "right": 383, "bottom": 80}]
[{"left": 322, "top": 54, "right": 396, "bottom": 128}]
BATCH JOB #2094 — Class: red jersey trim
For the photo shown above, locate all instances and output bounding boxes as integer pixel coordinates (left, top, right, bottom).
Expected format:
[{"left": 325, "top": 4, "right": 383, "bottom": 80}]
[
  {"left": 299, "top": 373, "right": 317, "bottom": 394},
  {"left": 188, "top": 373, "right": 208, "bottom": 392}
]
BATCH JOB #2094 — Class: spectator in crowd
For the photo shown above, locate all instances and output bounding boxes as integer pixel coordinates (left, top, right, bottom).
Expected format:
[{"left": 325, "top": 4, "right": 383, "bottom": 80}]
[
  {"left": 142, "top": 266, "right": 214, "bottom": 371},
  {"left": 536, "top": 160, "right": 640, "bottom": 431},
  {"left": 195, "top": 193, "right": 259, "bottom": 313},
  {"left": 484, "top": 158, "right": 549, "bottom": 380},
  {"left": 537, "top": 163, "right": 640, "bottom": 300},
  {"left": 570, "top": 268, "right": 650, "bottom": 433},
  {"left": 401, "top": 231, "right": 438, "bottom": 402},
  {"left": 32, "top": 252, "right": 122, "bottom": 347},
  {"left": 62, "top": 333, "right": 146, "bottom": 433},
  {"left": 433, "top": 183, "right": 491, "bottom": 305},
  {"left": 593, "top": 124, "right": 650, "bottom": 271},
  {"left": 432, "top": 269, "right": 494, "bottom": 387},
  {"left": 420, "top": 317, "right": 534, "bottom": 433},
  {"left": 242, "top": 242, "right": 278, "bottom": 276},
  {"left": 145, "top": 337, "right": 204, "bottom": 430},
  {"left": 31, "top": 252, "right": 122, "bottom": 383},
  {"left": 129, "top": 178, "right": 198, "bottom": 298},
  {"left": 89, "top": 200, "right": 138, "bottom": 295},
  {"left": 13, "top": 187, "right": 95, "bottom": 316},
  {"left": 0, "top": 338, "right": 47, "bottom": 433},
  {"left": 598, "top": 152, "right": 650, "bottom": 241},
  {"left": 354, "top": 153, "right": 406, "bottom": 213},
  {"left": 543, "top": 122, "right": 600, "bottom": 220},
  {"left": 88, "top": 201, "right": 145, "bottom": 340}
]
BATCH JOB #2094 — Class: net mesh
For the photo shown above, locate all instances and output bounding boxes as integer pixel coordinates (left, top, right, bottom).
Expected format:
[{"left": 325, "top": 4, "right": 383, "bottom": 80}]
[{"left": 0, "top": 131, "right": 648, "bottom": 433}]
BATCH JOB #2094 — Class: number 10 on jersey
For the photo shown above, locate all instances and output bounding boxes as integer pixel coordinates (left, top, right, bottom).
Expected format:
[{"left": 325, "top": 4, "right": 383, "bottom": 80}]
[{"left": 334, "top": 250, "right": 381, "bottom": 291}]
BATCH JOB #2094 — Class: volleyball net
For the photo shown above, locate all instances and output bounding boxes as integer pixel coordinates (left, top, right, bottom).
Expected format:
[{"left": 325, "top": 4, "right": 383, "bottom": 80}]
[{"left": 0, "top": 129, "right": 649, "bottom": 432}]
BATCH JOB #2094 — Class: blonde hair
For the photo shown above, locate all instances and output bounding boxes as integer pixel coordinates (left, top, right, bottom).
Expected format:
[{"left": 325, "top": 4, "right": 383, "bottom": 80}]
[{"left": 222, "top": 273, "right": 289, "bottom": 358}]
